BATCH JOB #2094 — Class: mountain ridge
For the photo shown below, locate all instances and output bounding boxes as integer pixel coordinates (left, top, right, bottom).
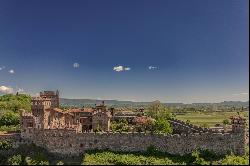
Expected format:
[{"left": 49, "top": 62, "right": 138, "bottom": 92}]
[{"left": 60, "top": 98, "right": 249, "bottom": 107}]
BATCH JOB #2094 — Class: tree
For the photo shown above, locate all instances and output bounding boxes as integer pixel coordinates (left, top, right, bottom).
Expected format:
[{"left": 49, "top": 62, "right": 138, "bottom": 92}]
[
  {"left": 111, "top": 119, "right": 129, "bottom": 132},
  {"left": 0, "top": 111, "right": 20, "bottom": 126},
  {"left": 146, "top": 101, "right": 172, "bottom": 120},
  {"left": 223, "top": 119, "right": 230, "bottom": 125},
  {"left": 152, "top": 118, "right": 172, "bottom": 134}
]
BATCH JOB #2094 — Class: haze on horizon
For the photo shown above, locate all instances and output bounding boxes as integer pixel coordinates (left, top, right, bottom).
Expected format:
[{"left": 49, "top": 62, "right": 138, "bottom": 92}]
[{"left": 0, "top": 0, "right": 249, "bottom": 103}]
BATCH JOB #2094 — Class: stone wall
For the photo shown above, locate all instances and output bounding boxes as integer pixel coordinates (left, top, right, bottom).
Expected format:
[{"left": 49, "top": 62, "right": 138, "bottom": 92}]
[
  {"left": 168, "top": 118, "right": 214, "bottom": 134},
  {"left": 21, "top": 129, "right": 245, "bottom": 156}
]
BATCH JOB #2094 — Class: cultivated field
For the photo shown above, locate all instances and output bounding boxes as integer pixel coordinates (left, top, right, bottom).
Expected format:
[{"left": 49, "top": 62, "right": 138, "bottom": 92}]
[{"left": 175, "top": 111, "right": 249, "bottom": 127}]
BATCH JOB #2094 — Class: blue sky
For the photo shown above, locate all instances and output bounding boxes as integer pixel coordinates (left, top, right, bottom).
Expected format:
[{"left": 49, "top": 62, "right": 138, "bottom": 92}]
[{"left": 0, "top": 0, "right": 249, "bottom": 103}]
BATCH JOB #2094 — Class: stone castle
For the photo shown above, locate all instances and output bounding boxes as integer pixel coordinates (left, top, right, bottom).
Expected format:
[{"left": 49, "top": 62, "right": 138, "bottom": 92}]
[
  {"left": 21, "top": 91, "right": 112, "bottom": 136},
  {"left": 1, "top": 90, "right": 247, "bottom": 156}
]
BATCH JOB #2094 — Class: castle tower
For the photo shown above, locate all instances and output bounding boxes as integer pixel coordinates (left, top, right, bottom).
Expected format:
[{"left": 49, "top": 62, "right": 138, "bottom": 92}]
[
  {"left": 230, "top": 115, "right": 246, "bottom": 156},
  {"left": 40, "top": 90, "right": 59, "bottom": 108},
  {"left": 31, "top": 90, "right": 60, "bottom": 129},
  {"left": 230, "top": 115, "right": 246, "bottom": 133}
]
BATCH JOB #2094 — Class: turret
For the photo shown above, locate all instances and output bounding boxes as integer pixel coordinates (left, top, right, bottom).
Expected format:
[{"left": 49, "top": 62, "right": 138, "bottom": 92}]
[{"left": 230, "top": 115, "right": 246, "bottom": 133}]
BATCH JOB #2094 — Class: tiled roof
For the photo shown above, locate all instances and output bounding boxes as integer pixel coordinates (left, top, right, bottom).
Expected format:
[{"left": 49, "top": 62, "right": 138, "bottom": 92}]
[
  {"left": 46, "top": 108, "right": 70, "bottom": 115},
  {"left": 230, "top": 116, "right": 246, "bottom": 120},
  {"left": 132, "top": 116, "right": 153, "bottom": 124},
  {"left": 67, "top": 108, "right": 94, "bottom": 113}
]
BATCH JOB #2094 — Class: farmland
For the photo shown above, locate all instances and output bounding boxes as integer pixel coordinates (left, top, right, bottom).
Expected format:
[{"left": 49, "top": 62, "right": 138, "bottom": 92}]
[{"left": 175, "top": 111, "right": 249, "bottom": 127}]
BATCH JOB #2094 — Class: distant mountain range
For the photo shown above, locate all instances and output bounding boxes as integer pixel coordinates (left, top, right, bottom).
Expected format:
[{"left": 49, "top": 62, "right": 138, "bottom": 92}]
[{"left": 60, "top": 98, "right": 249, "bottom": 108}]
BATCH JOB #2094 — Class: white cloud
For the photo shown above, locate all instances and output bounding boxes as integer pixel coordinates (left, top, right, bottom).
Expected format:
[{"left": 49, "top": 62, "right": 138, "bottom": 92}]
[
  {"left": 0, "top": 86, "right": 14, "bottom": 94},
  {"left": 232, "top": 92, "right": 249, "bottom": 96},
  {"left": 113, "top": 66, "right": 123, "bottom": 72},
  {"left": 17, "top": 88, "right": 24, "bottom": 93},
  {"left": 124, "top": 67, "right": 131, "bottom": 71},
  {"left": 73, "top": 63, "right": 80, "bottom": 68},
  {"left": 0, "top": 66, "right": 5, "bottom": 70},
  {"left": 113, "top": 66, "right": 131, "bottom": 72},
  {"left": 9, "top": 69, "right": 14, "bottom": 74},
  {"left": 148, "top": 66, "right": 158, "bottom": 70}
]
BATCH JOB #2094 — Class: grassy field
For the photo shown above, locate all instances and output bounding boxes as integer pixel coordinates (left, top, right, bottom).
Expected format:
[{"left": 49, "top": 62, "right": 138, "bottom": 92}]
[{"left": 175, "top": 111, "right": 249, "bottom": 127}]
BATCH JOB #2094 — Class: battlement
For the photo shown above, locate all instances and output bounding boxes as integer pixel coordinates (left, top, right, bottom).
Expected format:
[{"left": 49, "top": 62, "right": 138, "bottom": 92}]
[
  {"left": 40, "top": 90, "right": 59, "bottom": 96},
  {"left": 168, "top": 118, "right": 215, "bottom": 134}
]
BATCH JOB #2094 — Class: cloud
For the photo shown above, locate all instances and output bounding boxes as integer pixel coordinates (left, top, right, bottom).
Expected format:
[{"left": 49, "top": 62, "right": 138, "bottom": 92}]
[
  {"left": 73, "top": 63, "right": 80, "bottom": 68},
  {"left": 113, "top": 66, "right": 123, "bottom": 72},
  {"left": 124, "top": 67, "right": 131, "bottom": 71},
  {"left": 232, "top": 92, "right": 249, "bottom": 96},
  {"left": 9, "top": 69, "right": 14, "bottom": 74},
  {"left": 148, "top": 66, "right": 158, "bottom": 70},
  {"left": 17, "top": 88, "right": 24, "bottom": 93},
  {"left": 0, "top": 66, "right": 5, "bottom": 70},
  {"left": 113, "top": 66, "right": 131, "bottom": 72},
  {"left": 0, "top": 86, "right": 14, "bottom": 94}
]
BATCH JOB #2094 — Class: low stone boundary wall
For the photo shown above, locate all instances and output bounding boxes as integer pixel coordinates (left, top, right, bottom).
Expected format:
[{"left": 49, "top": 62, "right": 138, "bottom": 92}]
[{"left": 21, "top": 129, "right": 245, "bottom": 156}]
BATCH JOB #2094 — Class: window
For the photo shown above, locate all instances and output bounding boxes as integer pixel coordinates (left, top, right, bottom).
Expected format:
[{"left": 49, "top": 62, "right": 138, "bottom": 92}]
[
  {"left": 80, "top": 144, "right": 83, "bottom": 147},
  {"left": 27, "top": 122, "right": 33, "bottom": 128}
]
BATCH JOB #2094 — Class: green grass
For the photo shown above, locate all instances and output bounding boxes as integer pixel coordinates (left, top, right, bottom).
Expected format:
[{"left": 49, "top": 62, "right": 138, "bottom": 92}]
[{"left": 175, "top": 111, "right": 249, "bottom": 127}]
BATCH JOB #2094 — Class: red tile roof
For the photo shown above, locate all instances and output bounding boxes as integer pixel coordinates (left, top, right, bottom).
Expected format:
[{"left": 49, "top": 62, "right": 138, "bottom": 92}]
[
  {"left": 45, "top": 108, "right": 72, "bottom": 115},
  {"left": 132, "top": 116, "right": 154, "bottom": 125},
  {"left": 67, "top": 108, "right": 94, "bottom": 113}
]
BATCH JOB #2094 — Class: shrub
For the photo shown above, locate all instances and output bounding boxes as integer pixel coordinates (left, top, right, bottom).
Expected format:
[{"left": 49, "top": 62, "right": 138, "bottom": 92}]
[
  {"left": 220, "top": 155, "right": 249, "bottom": 165},
  {"left": 191, "top": 150, "right": 209, "bottom": 165},
  {"left": 56, "top": 161, "right": 64, "bottom": 165},
  {"left": 0, "top": 141, "right": 12, "bottom": 150},
  {"left": 7, "top": 155, "right": 22, "bottom": 165},
  {"left": 146, "top": 145, "right": 159, "bottom": 155}
]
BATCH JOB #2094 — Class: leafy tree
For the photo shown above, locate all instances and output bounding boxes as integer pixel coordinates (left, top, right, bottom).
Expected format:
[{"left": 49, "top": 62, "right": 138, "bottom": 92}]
[
  {"left": 152, "top": 118, "right": 172, "bottom": 134},
  {"left": 111, "top": 119, "right": 129, "bottom": 132},
  {"left": 0, "top": 111, "right": 20, "bottom": 126},
  {"left": 0, "top": 94, "right": 31, "bottom": 112},
  {"left": 7, "top": 155, "right": 22, "bottom": 165},
  {"left": 223, "top": 119, "right": 230, "bottom": 125},
  {"left": 146, "top": 101, "right": 172, "bottom": 120}
]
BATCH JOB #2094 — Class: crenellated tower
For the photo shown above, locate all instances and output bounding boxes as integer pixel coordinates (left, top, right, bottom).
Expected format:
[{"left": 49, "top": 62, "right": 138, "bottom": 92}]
[{"left": 31, "top": 90, "right": 60, "bottom": 129}]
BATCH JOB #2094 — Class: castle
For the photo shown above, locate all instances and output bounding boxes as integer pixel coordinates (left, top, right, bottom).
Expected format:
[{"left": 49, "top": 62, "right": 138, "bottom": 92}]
[
  {"left": 5, "top": 90, "right": 246, "bottom": 156},
  {"left": 21, "top": 91, "right": 112, "bottom": 136}
]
